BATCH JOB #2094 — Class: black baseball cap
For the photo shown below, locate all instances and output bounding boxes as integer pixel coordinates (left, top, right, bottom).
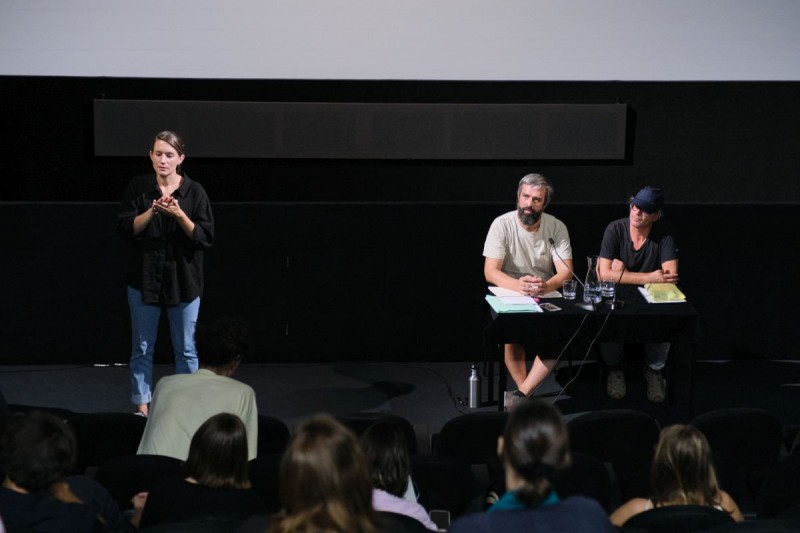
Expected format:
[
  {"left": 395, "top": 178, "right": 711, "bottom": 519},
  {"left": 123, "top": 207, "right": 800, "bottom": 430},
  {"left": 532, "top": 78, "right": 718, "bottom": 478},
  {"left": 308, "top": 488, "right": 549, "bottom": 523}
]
[{"left": 631, "top": 186, "right": 665, "bottom": 213}]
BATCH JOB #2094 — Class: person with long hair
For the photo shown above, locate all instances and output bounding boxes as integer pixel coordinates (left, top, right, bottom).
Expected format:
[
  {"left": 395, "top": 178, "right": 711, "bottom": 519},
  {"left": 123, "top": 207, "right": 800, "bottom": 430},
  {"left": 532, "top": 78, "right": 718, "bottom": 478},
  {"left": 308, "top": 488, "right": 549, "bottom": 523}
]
[
  {"left": 118, "top": 130, "right": 214, "bottom": 417},
  {"left": 132, "top": 413, "right": 265, "bottom": 529},
  {"left": 269, "top": 414, "right": 379, "bottom": 533},
  {"left": 361, "top": 419, "right": 438, "bottom": 530},
  {"left": 448, "top": 399, "right": 615, "bottom": 532},
  {"left": 610, "top": 424, "right": 744, "bottom": 526}
]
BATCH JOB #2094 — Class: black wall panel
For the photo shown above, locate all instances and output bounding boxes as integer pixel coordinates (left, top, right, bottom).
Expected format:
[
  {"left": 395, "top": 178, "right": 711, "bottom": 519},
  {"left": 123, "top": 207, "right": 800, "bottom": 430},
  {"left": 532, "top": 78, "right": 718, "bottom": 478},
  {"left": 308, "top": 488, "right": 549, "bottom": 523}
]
[
  {"left": 1, "top": 77, "right": 798, "bottom": 204},
  {"left": 94, "top": 100, "right": 627, "bottom": 160},
  {"left": 3, "top": 203, "right": 799, "bottom": 364}
]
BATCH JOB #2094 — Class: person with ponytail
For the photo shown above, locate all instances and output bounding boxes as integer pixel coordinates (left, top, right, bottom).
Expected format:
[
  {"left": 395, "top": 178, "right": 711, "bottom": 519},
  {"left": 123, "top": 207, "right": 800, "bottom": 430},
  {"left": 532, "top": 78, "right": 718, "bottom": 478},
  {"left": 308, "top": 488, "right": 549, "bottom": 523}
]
[{"left": 449, "top": 399, "right": 615, "bottom": 532}]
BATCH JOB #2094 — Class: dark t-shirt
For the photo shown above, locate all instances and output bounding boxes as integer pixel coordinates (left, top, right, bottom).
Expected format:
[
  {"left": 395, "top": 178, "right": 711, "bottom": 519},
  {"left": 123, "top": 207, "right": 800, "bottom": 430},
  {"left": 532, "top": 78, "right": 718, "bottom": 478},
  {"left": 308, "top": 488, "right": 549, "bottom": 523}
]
[
  {"left": 599, "top": 218, "right": 678, "bottom": 274},
  {"left": 0, "top": 487, "right": 102, "bottom": 533},
  {"left": 139, "top": 477, "right": 266, "bottom": 528}
]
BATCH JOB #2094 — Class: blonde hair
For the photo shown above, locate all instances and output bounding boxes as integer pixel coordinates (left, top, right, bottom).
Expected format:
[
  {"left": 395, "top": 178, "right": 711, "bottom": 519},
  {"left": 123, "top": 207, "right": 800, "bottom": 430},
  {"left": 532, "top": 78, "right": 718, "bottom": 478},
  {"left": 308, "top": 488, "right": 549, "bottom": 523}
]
[{"left": 650, "top": 425, "right": 723, "bottom": 508}]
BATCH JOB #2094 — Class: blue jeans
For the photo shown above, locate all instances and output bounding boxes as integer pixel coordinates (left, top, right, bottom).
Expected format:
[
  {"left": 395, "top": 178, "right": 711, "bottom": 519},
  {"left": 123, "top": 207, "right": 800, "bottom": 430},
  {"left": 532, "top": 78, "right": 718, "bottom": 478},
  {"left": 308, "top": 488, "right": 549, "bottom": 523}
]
[{"left": 127, "top": 286, "right": 200, "bottom": 405}]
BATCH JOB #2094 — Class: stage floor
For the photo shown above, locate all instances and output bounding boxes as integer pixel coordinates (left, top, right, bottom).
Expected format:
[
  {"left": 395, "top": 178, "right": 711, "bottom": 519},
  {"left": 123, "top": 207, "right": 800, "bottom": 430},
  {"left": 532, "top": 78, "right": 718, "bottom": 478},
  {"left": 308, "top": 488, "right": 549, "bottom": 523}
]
[{"left": 1, "top": 359, "right": 798, "bottom": 452}]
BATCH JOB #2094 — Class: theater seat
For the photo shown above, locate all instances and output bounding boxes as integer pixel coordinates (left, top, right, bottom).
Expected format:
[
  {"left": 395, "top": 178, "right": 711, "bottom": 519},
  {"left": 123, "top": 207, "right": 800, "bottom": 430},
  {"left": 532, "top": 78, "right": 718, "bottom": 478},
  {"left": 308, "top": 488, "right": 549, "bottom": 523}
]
[
  {"left": 690, "top": 408, "right": 784, "bottom": 501},
  {"left": 566, "top": 409, "right": 660, "bottom": 499},
  {"left": 622, "top": 504, "right": 735, "bottom": 533},
  {"left": 93, "top": 454, "right": 183, "bottom": 511},
  {"left": 756, "top": 454, "right": 800, "bottom": 519},
  {"left": 256, "top": 414, "right": 291, "bottom": 456},
  {"left": 67, "top": 412, "right": 148, "bottom": 474}
]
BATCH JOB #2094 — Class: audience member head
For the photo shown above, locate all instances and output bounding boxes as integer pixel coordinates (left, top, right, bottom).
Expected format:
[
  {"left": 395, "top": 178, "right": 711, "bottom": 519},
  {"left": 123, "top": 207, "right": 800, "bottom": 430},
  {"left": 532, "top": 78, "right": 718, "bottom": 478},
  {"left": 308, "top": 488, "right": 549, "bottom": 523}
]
[
  {"left": 272, "top": 414, "right": 377, "bottom": 533},
  {"left": 517, "top": 173, "right": 553, "bottom": 208},
  {"left": 195, "top": 317, "right": 250, "bottom": 373},
  {"left": 183, "top": 413, "right": 251, "bottom": 490},
  {"left": 0, "top": 411, "right": 76, "bottom": 492},
  {"left": 650, "top": 424, "right": 721, "bottom": 506},
  {"left": 499, "top": 398, "right": 570, "bottom": 506},
  {"left": 361, "top": 419, "right": 411, "bottom": 497}
]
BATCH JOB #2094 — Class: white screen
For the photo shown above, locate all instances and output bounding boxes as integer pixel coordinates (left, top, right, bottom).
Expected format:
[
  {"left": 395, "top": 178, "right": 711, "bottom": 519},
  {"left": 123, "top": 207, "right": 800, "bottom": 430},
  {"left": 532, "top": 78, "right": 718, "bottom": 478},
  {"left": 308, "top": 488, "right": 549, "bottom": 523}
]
[{"left": 1, "top": 0, "right": 799, "bottom": 80}]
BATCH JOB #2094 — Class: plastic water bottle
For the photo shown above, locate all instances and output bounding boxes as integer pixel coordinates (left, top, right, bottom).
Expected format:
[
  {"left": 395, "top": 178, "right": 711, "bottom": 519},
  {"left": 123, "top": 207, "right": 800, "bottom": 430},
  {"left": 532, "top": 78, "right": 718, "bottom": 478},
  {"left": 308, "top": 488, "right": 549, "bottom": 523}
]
[{"left": 468, "top": 364, "right": 481, "bottom": 408}]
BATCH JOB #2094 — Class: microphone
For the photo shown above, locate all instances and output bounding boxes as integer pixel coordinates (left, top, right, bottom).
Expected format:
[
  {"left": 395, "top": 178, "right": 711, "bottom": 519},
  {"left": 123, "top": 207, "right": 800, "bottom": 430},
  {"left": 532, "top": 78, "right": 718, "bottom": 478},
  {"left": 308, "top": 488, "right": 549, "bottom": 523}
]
[{"left": 548, "top": 238, "right": 585, "bottom": 289}]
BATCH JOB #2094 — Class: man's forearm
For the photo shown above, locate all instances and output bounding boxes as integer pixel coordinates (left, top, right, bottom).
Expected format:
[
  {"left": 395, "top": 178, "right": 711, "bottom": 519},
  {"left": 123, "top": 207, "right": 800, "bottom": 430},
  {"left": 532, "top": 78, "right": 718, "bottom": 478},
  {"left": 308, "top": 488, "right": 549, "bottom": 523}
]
[
  {"left": 543, "top": 270, "right": 571, "bottom": 293},
  {"left": 485, "top": 268, "right": 522, "bottom": 292}
]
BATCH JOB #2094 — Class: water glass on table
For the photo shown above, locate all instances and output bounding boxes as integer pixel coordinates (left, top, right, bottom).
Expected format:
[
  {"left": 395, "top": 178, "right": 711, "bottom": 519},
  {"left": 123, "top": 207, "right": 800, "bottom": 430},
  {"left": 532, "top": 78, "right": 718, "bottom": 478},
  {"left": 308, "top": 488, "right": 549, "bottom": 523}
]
[
  {"left": 601, "top": 279, "right": 616, "bottom": 299},
  {"left": 562, "top": 279, "right": 577, "bottom": 300}
]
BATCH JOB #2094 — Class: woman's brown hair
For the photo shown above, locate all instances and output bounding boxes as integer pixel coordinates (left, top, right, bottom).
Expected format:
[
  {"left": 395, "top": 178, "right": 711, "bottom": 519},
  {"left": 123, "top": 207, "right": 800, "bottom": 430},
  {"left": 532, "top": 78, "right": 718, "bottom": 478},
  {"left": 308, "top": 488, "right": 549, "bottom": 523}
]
[
  {"left": 183, "top": 413, "right": 251, "bottom": 490},
  {"left": 501, "top": 399, "right": 571, "bottom": 506},
  {"left": 270, "top": 414, "right": 378, "bottom": 533}
]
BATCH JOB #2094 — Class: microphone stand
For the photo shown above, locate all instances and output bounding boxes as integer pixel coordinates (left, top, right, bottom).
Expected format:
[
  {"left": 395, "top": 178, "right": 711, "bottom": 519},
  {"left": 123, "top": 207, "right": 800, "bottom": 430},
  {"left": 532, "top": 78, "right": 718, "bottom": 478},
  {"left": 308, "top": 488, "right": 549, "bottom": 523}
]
[
  {"left": 608, "top": 264, "right": 627, "bottom": 310},
  {"left": 547, "top": 238, "right": 585, "bottom": 290},
  {"left": 547, "top": 238, "right": 595, "bottom": 310}
]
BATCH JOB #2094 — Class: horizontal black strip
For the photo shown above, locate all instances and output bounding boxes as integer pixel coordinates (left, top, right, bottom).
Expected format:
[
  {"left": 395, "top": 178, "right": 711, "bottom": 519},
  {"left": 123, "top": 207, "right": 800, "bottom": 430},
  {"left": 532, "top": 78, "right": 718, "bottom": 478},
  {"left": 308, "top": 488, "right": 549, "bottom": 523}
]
[{"left": 94, "top": 100, "right": 627, "bottom": 160}]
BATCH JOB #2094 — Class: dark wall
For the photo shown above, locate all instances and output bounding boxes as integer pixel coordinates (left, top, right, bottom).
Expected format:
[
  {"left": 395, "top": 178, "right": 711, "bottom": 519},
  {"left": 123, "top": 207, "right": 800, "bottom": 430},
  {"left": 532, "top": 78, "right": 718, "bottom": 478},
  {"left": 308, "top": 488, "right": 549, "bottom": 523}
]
[
  {"left": 2, "top": 77, "right": 799, "bottom": 204},
  {"left": 2, "top": 77, "right": 799, "bottom": 364}
]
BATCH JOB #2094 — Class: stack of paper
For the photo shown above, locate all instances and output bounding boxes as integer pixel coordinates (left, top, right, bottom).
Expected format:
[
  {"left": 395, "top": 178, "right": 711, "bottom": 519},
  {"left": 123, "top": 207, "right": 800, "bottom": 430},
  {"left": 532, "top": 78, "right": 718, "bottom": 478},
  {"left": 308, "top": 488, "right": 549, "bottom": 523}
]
[
  {"left": 488, "top": 286, "right": 562, "bottom": 299},
  {"left": 639, "top": 283, "right": 687, "bottom": 303},
  {"left": 485, "top": 295, "right": 542, "bottom": 313}
]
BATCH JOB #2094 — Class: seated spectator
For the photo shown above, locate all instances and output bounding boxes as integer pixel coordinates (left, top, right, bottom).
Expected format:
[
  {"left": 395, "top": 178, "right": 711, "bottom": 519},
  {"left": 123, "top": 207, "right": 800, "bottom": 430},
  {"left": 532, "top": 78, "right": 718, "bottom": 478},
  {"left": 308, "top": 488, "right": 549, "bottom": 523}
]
[
  {"left": 0, "top": 411, "right": 108, "bottom": 532},
  {"left": 269, "top": 414, "right": 379, "bottom": 533},
  {"left": 610, "top": 424, "right": 744, "bottom": 526},
  {"left": 361, "top": 419, "right": 438, "bottom": 530},
  {"left": 448, "top": 399, "right": 615, "bottom": 533},
  {"left": 137, "top": 317, "right": 258, "bottom": 460},
  {"left": 132, "top": 412, "right": 266, "bottom": 529}
]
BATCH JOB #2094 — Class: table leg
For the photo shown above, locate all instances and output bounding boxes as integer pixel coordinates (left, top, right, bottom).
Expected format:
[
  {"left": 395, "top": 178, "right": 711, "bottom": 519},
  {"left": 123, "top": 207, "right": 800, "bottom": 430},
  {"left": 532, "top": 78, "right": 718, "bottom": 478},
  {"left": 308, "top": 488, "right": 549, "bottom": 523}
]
[{"left": 497, "top": 343, "right": 507, "bottom": 411}]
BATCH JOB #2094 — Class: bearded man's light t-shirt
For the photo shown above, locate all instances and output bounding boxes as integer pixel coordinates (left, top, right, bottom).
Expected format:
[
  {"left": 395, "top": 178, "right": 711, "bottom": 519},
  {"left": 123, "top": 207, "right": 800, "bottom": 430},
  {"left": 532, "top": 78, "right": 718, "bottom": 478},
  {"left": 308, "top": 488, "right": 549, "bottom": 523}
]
[{"left": 483, "top": 211, "right": 573, "bottom": 280}]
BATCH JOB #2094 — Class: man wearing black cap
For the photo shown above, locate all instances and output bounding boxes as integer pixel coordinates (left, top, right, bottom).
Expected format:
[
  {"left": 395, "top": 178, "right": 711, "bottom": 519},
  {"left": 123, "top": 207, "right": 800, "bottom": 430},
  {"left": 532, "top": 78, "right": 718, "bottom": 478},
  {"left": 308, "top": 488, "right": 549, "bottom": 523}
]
[{"left": 597, "top": 186, "right": 679, "bottom": 403}]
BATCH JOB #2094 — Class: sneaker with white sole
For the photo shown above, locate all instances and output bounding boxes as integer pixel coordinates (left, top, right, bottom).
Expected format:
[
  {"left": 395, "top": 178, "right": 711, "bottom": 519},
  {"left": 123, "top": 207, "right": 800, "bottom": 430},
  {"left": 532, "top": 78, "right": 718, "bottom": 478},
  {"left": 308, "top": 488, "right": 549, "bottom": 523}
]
[
  {"left": 606, "top": 370, "right": 626, "bottom": 399},
  {"left": 644, "top": 366, "right": 667, "bottom": 403}
]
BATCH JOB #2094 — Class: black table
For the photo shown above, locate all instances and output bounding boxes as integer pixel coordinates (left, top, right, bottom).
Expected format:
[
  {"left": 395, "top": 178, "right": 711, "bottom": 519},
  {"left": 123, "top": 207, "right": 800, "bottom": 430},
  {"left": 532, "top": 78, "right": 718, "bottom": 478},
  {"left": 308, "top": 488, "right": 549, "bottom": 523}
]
[{"left": 483, "top": 285, "right": 699, "bottom": 410}]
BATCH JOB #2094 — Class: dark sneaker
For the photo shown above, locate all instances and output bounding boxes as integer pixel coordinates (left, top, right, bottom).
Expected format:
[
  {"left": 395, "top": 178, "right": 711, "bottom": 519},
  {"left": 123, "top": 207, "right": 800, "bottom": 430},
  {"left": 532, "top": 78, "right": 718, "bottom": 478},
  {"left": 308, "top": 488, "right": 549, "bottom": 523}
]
[
  {"left": 606, "top": 370, "right": 626, "bottom": 399},
  {"left": 644, "top": 366, "right": 667, "bottom": 403}
]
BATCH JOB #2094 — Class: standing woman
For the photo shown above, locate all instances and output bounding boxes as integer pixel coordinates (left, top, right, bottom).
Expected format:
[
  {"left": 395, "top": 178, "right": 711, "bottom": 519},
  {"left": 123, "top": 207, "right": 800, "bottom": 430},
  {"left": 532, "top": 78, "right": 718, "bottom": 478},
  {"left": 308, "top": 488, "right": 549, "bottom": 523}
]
[{"left": 118, "top": 131, "right": 214, "bottom": 416}]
